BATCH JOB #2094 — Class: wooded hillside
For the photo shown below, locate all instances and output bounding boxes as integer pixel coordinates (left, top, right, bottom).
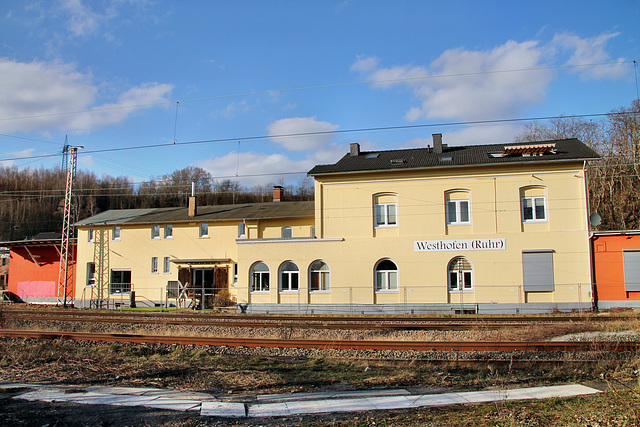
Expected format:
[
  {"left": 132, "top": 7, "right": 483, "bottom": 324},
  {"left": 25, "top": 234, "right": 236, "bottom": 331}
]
[{"left": 0, "top": 165, "right": 313, "bottom": 241}]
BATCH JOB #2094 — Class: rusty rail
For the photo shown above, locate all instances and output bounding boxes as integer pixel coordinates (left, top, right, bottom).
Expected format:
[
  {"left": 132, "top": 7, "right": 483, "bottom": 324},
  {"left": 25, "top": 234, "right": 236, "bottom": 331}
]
[
  {"left": 2, "top": 307, "right": 632, "bottom": 331},
  {"left": 1, "top": 329, "right": 638, "bottom": 352}
]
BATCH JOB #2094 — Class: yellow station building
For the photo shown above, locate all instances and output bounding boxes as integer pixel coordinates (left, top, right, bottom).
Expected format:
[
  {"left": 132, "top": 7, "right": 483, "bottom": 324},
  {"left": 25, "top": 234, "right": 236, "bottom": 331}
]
[{"left": 74, "top": 135, "right": 599, "bottom": 314}]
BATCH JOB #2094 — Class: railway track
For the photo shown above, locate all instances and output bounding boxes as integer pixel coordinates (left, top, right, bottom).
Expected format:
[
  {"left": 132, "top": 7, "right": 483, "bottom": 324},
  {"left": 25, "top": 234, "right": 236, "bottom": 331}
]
[
  {"left": 1, "top": 329, "right": 638, "bottom": 352},
  {"left": 1, "top": 307, "right": 632, "bottom": 331}
]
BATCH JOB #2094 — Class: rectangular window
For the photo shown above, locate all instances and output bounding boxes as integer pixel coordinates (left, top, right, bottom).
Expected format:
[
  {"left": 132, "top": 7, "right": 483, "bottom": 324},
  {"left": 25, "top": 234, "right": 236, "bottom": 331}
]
[
  {"left": 164, "top": 224, "right": 173, "bottom": 239},
  {"left": 87, "top": 228, "right": 94, "bottom": 243},
  {"left": 281, "top": 226, "right": 292, "bottom": 238},
  {"left": 522, "top": 251, "right": 554, "bottom": 292},
  {"left": 112, "top": 226, "right": 120, "bottom": 240},
  {"left": 623, "top": 249, "right": 640, "bottom": 291},
  {"left": 238, "top": 222, "right": 245, "bottom": 238},
  {"left": 151, "top": 257, "right": 158, "bottom": 274},
  {"left": 110, "top": 269, "right": 131, "bottom": 294},
  {"left": 375, "top": 203, "right": 397, "bottom": 227},
  {"left": 86, "top": 262, "right": 95, "bottom": 286},
  {"left": 151, "top": 225, "right": 160, "bottom": 239},
  {"left": 522, "top": 196, "right": 546, "bottom": 222},
  {"left": 199, "top": 223, "right": 208, "bottom": 238},
  {"left": 163, "top": 257, "right": 171, "bottom": 274},
  {"left": 446, "top": 200, "right": 470, "bottom": 225}
]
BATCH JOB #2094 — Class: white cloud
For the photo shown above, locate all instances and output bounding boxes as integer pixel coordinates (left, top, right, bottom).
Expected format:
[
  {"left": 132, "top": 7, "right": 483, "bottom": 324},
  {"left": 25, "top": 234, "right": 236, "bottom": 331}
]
[
  {"left": 0, "top": 58, "right": 173, "bottom": 134},
  {"left": 194, "top": 151, "right": 315, "bottom": 187},
  {"left": 0, "top": 148, "right": 37, "bottom": 168},
  {"left": 550, "top": 32, "right": 627, "bottom": 79},
  {"left": 268, "top": 117, "right": 339, "bottom": 151},
  {"left": 352, "top": 32, "right": 629, "bottom": 122},
  {"left": 61, "top": 0, "right": 101, "bottom": 37}
]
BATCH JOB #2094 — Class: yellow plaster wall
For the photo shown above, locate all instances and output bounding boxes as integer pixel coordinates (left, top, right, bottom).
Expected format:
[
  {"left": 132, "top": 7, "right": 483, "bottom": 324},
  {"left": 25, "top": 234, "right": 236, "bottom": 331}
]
[{"left": 239, "top": 162, "right": 591, "bottom": 307}]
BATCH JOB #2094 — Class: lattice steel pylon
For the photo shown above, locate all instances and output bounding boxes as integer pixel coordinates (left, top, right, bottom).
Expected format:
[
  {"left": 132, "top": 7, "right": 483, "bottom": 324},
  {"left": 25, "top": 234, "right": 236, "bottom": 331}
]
[
  {"left": 57, "top": 145, "right": 82, "bottom": 307},
  {"left": 91, "top": 228, "right": 110, "bottom": 308}
]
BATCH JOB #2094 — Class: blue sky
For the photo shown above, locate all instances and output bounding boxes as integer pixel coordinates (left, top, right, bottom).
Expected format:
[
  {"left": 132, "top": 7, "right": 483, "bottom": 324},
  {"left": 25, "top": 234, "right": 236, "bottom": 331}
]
[{"left": 1, "top": 0, "right": 638, "bottom": 188}]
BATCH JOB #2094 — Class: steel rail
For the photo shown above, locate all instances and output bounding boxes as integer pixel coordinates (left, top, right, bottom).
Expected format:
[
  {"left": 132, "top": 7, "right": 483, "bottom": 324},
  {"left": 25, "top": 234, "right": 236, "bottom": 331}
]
[
  {"left": 2, "top": 307, "right": 631, "bottom": 330},
  {"left": 1, "top": 329, "right": 638, "bottom": 352}
]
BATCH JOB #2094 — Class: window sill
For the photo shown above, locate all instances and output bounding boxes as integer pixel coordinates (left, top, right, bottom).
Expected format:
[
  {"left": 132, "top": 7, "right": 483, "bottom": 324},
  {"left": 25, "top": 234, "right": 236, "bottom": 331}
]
[
  {"left": 449, "top": 289, "right": 474, "bottom": 293},
  {"left": 375, "top": 290, "right": 399, "bottom": 294},
  {"left": 309, "top": 290, "right": 331, "bottom": 294},
  {"left": 251, "top": 290, "right": 270, "bottom": 294},
  {"left": 279, "top": 291, "right": 300, "bottom": 294},
  {"left": 199, "top": 236, "right": 209, "bottom": 239},
  {"left": 446, "top": 222, "right": 472, "bottom": 226}
]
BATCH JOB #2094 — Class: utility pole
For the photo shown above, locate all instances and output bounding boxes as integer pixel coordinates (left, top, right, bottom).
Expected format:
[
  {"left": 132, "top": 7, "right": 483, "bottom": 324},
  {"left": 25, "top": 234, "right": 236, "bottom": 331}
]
[{"left": 57, "top": 145, "right": 83, "bottom": 307}]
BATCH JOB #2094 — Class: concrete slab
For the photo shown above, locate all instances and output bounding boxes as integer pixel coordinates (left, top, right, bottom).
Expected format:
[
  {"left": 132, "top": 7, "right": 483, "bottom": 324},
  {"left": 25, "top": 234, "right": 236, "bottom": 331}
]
[
  {"left": 457, "top": 390, "right": 508, "bottom": 404},
  {"left": 143, "top": 390, "right": 217, "bottom": 401},
  {"left": 257, "top": 388, "right": 410, "bottom": 402},
  {"left": 324, "top": 397, "right": 378, "bottom": 413},
  {"left": 143, "top": 399, "right": 201, "bottom": 412},
  {"left": 200, "top": 401, "right": 246, "bottom": 417},
  {"left": 367, "top": 395, "right": 419, "bottom": 410},
  {"left": 247, "top": 402, "right": 290, "bottom": 418},
  {"left": 85, "top": 386, "right": 161, "bottom": 396},
  {"left": 413, "top": 392, "right": 470, "bottom": 407},
  {"left": 280, "top": 399, "right": 331, "bottom": 415}
]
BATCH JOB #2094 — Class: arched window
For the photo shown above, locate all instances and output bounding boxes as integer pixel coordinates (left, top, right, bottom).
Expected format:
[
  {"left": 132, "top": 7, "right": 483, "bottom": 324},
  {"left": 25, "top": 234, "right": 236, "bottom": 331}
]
[
  {"left": 375, "top": 259, "right": 398, "bottom": 291},
  {"left": 279, "top": 261, "right": 299, "bottom": 292},
  {"left": 448, "top": 257, "right": 473, "bottom": 291},
  {"left": 521, "top": 186, "right": 547, "bottom": 222},
  {"left": 309, "top": 260, "right": 330, "bottom": 292},
  {"left": 250, "top": 262, "right": 270, "bottom": 293}
]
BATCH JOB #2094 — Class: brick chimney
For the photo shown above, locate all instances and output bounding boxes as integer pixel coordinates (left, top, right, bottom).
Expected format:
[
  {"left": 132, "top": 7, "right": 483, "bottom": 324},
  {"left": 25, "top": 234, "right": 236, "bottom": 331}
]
[
  {"left": 350, "top": 142, "right": 360, "bottom": 156},
  {"left": 432, "top": 133, "right": 443, "bottom": 154},
  {"left": 273, "top": 186, "right": 284, "bottom": 202},
  {"left": 188, "top": 182, "right": 197, "bottom": 217}
]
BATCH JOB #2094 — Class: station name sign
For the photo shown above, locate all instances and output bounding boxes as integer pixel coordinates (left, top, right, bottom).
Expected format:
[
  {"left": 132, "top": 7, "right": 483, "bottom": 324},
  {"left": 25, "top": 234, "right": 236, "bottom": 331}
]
[{"left": 414, "top": 238, "right": 506, "bottom": 252}]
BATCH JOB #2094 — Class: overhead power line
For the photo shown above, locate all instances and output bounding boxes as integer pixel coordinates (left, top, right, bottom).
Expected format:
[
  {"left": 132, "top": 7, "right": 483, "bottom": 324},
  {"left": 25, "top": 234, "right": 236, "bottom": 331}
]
[{"left": 1, "top": 110, "right": 638, "bottom": 163}]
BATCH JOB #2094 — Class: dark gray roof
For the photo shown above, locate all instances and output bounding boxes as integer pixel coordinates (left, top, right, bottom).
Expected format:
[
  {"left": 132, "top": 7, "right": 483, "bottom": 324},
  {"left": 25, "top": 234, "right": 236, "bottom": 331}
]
[
  {"left": 308, "top": 139, "right": 599, "bottom": 176},
  {"left": 74, "top": 201, "right": 314, "bottom": 226}
]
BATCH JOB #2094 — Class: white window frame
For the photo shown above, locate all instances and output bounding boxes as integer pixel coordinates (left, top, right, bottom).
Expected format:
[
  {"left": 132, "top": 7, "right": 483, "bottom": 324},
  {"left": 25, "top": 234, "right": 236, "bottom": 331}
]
[
  {"left": 151, "top": 257, "right": 158, "bottom": 274},
  {"left": 250, "top": 262, "right": 270, "bottom": 293},
  {"left": 446, "top": 197, "right": 471, "bottom": 225},
  {"left": 279, "top": 261, "right": 300, "bottom": 293},
  {"left": 448, "top": 257, "right": 474, "bottom": 292},
  {"left": 374, "top": 202, "right": 398, "bottom": 228},
  {"left": 86, "top": 262, "right": 96, "bottom": 287},
  {"left": 163, "top": 257, "right": 171, "bottom": 274},
  {"left": 281, "top": 226, "right": 293, "bottom": 238},
  {"left": 164, "top": 224, "right": 173, "bottom": 239},
  {"left": 151, "top": 224, "right": 160, "bottom": 239},
  {"left": 375, "top": 259, "right": 399, "bottom": 292},
  {"left": 199, "top": 223, "right": 209, "bottom": 238},
  {"left": 521, "top": 195, "right": 547, "bottom": 222},
  {"left": 309, "top": 260, "right": 330, "bottom": 293},
  {"left": 112, "top": 226, "right": 120, "bottom": 241}
]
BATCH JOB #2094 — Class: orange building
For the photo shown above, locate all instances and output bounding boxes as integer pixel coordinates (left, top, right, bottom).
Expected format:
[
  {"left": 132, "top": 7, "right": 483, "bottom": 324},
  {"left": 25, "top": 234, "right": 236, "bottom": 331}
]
[
  {"left": 1, "top": 233, "right": 76, "bottom": 304},
  {"left": 591, "top": 231, "right": 640, "bottom": 310}
]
